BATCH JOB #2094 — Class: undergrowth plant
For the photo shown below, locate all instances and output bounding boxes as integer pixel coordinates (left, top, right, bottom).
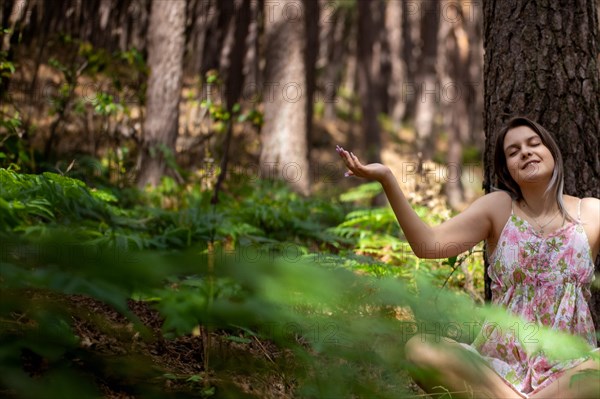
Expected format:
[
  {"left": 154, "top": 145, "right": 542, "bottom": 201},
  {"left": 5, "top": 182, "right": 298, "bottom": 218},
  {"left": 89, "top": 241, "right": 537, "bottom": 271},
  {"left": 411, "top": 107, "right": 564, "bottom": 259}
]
[{"left": 3, "top": 168, "right": 584, "bottom": 399}]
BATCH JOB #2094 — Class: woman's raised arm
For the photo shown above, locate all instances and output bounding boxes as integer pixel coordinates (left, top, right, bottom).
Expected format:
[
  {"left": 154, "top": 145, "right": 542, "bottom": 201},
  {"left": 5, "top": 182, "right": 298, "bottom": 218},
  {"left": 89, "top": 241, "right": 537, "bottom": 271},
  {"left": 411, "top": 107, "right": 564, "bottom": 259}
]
[{"left": 337, "top": 145, "right": 503, "bottom": 259}]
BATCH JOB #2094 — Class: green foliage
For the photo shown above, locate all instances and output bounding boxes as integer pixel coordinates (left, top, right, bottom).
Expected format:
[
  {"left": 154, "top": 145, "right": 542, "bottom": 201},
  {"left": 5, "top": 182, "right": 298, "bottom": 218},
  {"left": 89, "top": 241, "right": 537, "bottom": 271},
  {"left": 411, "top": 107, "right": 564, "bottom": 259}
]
[
  {"left": 1, "top": 171, "right": 591, "bottom": 398},
  {"left": 200, "top": 71, "right": 264, "bottom": 136}
]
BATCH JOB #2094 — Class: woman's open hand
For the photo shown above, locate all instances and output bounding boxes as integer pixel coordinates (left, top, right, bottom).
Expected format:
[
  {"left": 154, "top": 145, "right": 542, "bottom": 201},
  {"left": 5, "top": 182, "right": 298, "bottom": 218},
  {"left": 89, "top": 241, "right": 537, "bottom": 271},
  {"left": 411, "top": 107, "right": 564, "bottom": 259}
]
[{"left": 336, "top": 145, "right": 391, "bottom": 182}]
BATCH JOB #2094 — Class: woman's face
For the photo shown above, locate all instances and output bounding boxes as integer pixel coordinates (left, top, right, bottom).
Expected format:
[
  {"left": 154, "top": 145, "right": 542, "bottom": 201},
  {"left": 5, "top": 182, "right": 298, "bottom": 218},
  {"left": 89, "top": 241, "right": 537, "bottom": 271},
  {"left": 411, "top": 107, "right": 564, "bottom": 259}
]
[{"left": 503, "top": 126, "right": 555, "bottom": 186}]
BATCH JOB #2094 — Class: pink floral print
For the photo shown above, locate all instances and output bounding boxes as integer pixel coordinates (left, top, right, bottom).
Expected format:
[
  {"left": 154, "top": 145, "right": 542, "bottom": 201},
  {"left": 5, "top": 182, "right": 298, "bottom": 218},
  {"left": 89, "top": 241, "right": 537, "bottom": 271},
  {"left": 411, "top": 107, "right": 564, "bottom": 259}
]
[{"left": 468, "top": 202, "right": 597, "bottom": 396}]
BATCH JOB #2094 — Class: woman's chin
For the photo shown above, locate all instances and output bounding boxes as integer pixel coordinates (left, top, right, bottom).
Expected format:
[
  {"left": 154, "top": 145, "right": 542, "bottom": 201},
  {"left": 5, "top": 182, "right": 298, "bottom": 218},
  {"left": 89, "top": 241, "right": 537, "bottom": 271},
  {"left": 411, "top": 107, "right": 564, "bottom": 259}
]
[{"left": 515, "top": 173, "right": 551, "bottom": 186}]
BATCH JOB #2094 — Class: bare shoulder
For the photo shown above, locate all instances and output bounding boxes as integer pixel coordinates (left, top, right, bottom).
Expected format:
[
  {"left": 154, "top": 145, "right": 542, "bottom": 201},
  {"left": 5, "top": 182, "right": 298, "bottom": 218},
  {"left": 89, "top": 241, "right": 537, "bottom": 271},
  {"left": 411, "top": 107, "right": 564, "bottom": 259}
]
[
  {"left": 580, "top": 197, "right": 600, "bottom": 224},
  {"left": 470, "top": 190, "right": 512, "bottom": 213},
  {"left": 564, "top": 195, "right": 600, "bottom": 222},
  {"left": 482, "top": 190, "right": 513, "bottom": 204}
]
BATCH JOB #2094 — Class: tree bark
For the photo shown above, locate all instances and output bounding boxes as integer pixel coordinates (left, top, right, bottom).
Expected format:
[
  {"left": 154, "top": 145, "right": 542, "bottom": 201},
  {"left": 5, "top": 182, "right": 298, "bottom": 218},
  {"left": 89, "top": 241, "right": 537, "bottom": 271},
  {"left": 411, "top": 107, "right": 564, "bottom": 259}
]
[
  {"left": 385, "top": 0, "right": 407, "bottom": 129},
  {"left": 402, "top": 0, "right": 420, "bottom": 122},
  {"left": 304, "top": 0, "right": 319, "bottom": 155},
  {"left": 260, "top": 0, "right": 310, "bottom": 195},
  {"left": 440, "top": 0, "right": 472, "bottom": 210},
  {"left": 212, "top": 0, "right": 251, "bottom": 204},
  {"left": 137, "top": 0, "right": 186, "bottom": 188},
  {"left": 357, "top": 0, "right": 383, "bottom": 164},
  {"left": 321, "top": 4, "right": 349, "bottom": 121},
  {"left": 483, "top": 0, "right": 600, "bottom": 337},
  {"left": 414, "top": 0, "right": 440, "bottom": 162}
]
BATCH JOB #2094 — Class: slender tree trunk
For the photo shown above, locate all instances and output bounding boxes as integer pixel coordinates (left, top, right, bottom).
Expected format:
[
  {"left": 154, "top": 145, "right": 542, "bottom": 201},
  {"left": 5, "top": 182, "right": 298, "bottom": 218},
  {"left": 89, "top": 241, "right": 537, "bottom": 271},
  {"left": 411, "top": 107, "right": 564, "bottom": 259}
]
[
  {"left": 243, "top": 0, "right": 262, "bottom": 96},
  {"left": 1, "top": 0, "right": 27, "bottom": 53},
  {"left": 401, "top": 0, "right": 420, "bottom": 123},
  {"left": 322, "top": 5, "right": 349, "bottom": 121},
  {"left": 304, "top": 0, "right": 319, "bottom": 154},
  {"left": 385, "top": 0, "right": 406, "bottom": 129},
  {"left": 483, "top": 0, "right": 600, "bottom": 335},
  {"left": 260, "top": 0, "right": 310, "bottom": 195},
  {"left": 137, "top": 0, "right": 186, "bottom": 188},
  {"left": 357, "top": 0, "right": 383, "bottom": 164},
  {"left": 440, "top": 0, "right": 470, "bottom": 209},
  {"left": 212, "top": 0, "right": 251, "bottom": 204},
  {"left": 202, "top": 0, "right": 234, "bottom": 74},
  {"left": 465, "top": 1, "right": 484, "bottom": 150},
  {"left": 414, "top": 0, "right": 440, "bottom": 162}
]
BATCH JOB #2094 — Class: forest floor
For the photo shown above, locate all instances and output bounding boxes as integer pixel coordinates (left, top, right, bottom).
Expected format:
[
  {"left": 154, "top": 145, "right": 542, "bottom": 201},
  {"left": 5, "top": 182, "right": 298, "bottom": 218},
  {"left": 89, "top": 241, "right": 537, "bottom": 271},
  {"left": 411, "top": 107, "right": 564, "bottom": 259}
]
[{"left": 61, "top": 295, "right": 424, "bottom": 398}]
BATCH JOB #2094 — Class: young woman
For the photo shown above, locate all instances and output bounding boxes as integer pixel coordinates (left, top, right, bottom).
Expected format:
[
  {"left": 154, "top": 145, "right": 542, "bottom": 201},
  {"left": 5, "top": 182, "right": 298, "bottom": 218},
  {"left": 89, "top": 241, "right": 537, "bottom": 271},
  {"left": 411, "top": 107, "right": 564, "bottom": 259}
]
[{"left": 336, "top": 117, "right": 600, "bottom": 398}]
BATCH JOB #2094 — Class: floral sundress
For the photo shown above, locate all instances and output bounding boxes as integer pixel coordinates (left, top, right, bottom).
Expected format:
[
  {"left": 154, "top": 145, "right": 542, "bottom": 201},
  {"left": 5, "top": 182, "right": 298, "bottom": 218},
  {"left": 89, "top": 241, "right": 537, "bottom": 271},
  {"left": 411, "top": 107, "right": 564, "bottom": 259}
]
[{"left": 465, "top": 199, "right": 598, "bottom": 397}]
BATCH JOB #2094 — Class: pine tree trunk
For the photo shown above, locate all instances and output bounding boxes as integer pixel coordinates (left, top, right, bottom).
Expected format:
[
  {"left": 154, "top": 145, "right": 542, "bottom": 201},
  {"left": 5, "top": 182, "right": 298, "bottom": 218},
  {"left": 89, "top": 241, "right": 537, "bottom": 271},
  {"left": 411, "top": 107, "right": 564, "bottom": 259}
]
[
  {"left": 322, "top": 5, "right": 349, "bottom": 122},
  {"left": 440, "top": 0, "right": 470, "bottom": 209},
  {"left": 357, "top": 0, "right": 383, "bottom": 164},
  {"left": 212, "top": 0, "right": 251, "bottom": 204},
  {"left": 465, "top": 1, "right": 484, "bottom": 150},
  {"left": 385, "top": 0, "right": 406, "bottom": 129},
  {"left": 414, "top": 0, "right": 440, "bottom": 162},
  {"left": 401, "top": 0, "right": 419, "bottom": 122},
  {"left": 304, "top": 0, "right": 319, "bottom": 155},
  {"left": 137, "top": 0, "right": 186, "bottom": 187},
  {"left": 259, "top": 0, "right": 310, "bottom": 195},
  {"left": 483, "top": 0, "right": 600, "bottom": 337}
]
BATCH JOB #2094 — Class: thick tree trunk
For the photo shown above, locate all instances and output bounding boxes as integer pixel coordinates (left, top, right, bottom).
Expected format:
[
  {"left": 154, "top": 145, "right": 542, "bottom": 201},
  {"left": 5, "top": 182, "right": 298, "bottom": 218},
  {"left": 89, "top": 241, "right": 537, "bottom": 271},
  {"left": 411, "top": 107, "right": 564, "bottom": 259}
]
[
  {"left": 483, "top": 0, "right": 600, "bottom": 337},
  {"left": 137, "top": 0, "right": 186, "bottom": 188},
  {"left": 259, "top": 0, "right": 310, "bottom": 195}
]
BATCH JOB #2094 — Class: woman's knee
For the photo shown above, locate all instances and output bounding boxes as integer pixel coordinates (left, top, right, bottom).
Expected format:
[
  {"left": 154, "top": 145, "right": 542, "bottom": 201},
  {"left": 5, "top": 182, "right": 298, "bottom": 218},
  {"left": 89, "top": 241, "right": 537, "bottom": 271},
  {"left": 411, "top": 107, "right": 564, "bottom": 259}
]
[
  {"left": 405, "top": 334, "right": 461, "bottom": 366},
  {"left": 404, "top": 334, "right": 437, "bottom": 366}
]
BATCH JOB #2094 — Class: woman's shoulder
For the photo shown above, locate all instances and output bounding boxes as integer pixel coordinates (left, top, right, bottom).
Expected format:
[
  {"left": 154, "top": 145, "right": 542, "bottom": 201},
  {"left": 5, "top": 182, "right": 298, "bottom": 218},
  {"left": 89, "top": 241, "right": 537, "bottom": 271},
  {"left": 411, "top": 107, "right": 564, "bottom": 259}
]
[
  {"left": 479, "top": 190, "right": 513, "bottom": 206},
  {"left": 563, "top": 195, "right": 599, "bottom": 212},
  {"left": 563, "top": 195, "right": 599, "bottom": 225},
  {"left": 468, "top": 190, "right": 512, "bottom": 221},
  {"left": 579, "top": 196, "right": 600, "bottom": 221}
]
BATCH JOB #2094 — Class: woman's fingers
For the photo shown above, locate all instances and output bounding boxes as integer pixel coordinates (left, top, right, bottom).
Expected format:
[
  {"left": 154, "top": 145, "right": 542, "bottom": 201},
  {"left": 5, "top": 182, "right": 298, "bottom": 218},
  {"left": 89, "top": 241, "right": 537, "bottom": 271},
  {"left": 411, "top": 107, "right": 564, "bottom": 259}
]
[{"left": 336, "top": 145, "right": 360, "bottom": 177}]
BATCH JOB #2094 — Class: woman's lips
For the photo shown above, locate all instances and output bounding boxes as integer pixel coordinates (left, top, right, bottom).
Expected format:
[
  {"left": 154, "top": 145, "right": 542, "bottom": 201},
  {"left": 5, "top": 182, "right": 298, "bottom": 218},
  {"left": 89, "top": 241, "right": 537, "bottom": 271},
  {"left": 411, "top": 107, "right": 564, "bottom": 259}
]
[{"left": 522, "top": 160, "right": 539, "bottom": 169}]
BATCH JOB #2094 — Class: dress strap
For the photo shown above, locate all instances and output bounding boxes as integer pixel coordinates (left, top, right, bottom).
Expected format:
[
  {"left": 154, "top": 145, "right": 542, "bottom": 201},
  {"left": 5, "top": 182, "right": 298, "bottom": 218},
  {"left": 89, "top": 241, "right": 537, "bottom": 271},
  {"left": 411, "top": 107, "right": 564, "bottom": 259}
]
[
  {"left": 510, "top": 200, "right": 515, "bottom": 215},
  {"left": 577, "top": 199, "right": 582, "bottom": 222}
]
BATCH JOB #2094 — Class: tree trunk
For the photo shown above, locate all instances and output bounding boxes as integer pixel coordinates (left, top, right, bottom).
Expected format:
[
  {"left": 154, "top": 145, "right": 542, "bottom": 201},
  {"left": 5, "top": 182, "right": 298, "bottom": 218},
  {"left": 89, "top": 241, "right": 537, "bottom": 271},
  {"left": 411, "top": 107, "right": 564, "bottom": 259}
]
[
  {"left": 440, "top": 0, "right": 471, "bottom": 210},
  {"left": 304, "top": 0, "right": 319, "bottom": 156},
  {"left": 212, "top": 0, "right": 251, "bottom": 204},
  {"left": 321, "top": 4, "right": 349, "bottom": 121},
  {"left": 243, "top": 0, "right": 262, "bottom": 96},
  {"left": 1, "top": 0, "right": 27, "bottom": 54},
  {"left": 259, "top": 0, "right": 310, "bottom": 195},
  {"left": 414, "top": 0, "right": 440, "bottom": 162},
  {"left": 483, "top": 0, "right": 600, "bottom": 337},
  {"left": 464, "top": 1, "right": 484, "bottom": 150},
  {"left": 357, "top": 0, "right": 383, "bottom": 164},
  {"left": 401, "top": 0, "right": 420, "bottom": 122},
  {"left": 137, "top": 0, "right": 186, "bottom": 188},
  {"left": 385, "top": 0, "right": 407, "bottom": 129}
]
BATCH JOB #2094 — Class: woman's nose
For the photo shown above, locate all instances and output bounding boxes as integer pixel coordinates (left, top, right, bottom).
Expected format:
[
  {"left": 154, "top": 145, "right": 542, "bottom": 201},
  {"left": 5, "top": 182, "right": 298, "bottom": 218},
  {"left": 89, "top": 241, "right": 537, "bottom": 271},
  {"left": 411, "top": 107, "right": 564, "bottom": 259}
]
[{"left": 521, "top": 147, "right": 532, "bottom": 158}]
